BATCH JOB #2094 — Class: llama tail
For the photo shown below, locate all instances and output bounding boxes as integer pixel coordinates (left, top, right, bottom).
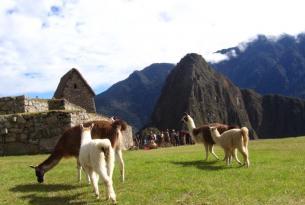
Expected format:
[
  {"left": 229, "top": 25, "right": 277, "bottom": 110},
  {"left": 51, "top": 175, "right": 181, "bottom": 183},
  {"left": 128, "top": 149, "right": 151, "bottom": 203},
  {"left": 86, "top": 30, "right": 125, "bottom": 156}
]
[
  {"left": 96, "top": 140, "right": 115, "bottom": 178},
  {"left": 241, "top": 127, "right": 249, "bottom": 148}
]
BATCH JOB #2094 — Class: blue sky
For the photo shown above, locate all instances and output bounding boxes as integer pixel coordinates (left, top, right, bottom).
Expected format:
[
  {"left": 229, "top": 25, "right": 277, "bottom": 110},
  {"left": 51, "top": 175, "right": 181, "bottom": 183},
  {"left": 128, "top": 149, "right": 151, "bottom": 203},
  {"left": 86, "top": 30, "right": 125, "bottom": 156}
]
[{"left": 1, "top": 0, "right": 305, "bottom": 99}]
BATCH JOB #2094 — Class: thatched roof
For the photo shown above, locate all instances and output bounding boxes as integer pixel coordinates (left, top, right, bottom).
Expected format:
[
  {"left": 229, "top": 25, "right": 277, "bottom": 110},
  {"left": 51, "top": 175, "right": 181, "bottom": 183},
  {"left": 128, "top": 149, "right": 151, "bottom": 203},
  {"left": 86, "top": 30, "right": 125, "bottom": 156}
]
[{"left": 53, "top": 68, "right": 95, "bottom": 98}]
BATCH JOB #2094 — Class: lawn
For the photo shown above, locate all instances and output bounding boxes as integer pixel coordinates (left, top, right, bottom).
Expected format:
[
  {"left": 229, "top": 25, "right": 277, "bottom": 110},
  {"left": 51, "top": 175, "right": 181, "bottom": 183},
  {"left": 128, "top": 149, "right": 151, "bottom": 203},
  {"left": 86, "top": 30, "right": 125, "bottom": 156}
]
[{"left": 1, "top": 137, "right": 305, "bottom": 205}]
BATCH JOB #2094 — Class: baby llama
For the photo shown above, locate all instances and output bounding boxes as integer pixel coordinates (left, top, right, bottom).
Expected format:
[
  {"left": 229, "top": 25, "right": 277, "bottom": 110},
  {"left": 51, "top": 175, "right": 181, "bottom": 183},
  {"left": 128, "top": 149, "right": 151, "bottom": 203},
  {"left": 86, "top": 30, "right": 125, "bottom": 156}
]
[
  {"left": 79, "top": 123, "right": 116, "bottom": 203},
  {"left": 209, "top": 126, "right": 250, "bottom": 167}
]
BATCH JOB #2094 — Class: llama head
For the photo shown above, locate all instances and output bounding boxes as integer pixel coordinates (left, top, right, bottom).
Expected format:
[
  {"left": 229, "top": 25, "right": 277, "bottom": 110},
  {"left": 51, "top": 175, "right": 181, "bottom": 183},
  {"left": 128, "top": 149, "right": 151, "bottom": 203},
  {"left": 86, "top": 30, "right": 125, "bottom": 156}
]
[
  {"left": 80, "top": 123, "right": 94, "bottom": 132},
  {"left": 30, "top": 165, "right": 45, "bottom": 183},
  {"left": 80, "top": 123, "right": 94, "bottom": 142},
  {"left": 181, "top": 112, "right": 189, "bottom": 122},
  {"left": 181, "top": 113, "right": 196, "bottom": 130},
  {"left": 209, "top": 126, "right": 218, "bottom": 134}
]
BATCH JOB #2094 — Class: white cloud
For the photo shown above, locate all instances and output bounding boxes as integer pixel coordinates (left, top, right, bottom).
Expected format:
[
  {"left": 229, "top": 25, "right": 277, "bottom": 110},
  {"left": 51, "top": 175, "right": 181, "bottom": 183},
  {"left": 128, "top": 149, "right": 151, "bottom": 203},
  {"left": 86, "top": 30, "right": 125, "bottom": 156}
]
[{"left": 1, "top": 0, "right": 305, "bottom": 97}]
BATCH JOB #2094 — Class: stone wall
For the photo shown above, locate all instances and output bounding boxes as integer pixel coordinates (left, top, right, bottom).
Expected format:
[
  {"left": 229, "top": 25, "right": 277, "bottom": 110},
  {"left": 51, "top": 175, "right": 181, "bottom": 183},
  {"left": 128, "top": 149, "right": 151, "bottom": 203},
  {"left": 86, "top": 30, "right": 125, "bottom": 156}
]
[
  {"left": 0, "top": 111, "right": 71, "bottom": 155},
  {"left": 0, "top": 96, "right": 26, "bottom": 114},
  {"left": 48, "top": 99, "right": 85, "bottom": 112},
  {"left": 25, "top": 98, "right": 49, "bottom": 113},
  {"left": 0, "top": 95, "right": 50, "bottom": 115},
  {"left": 62, "top": 72, "right": 96, "bottom": 113},
  {"left": 0, "top": 110, "right": 133, "bottom": 155}
]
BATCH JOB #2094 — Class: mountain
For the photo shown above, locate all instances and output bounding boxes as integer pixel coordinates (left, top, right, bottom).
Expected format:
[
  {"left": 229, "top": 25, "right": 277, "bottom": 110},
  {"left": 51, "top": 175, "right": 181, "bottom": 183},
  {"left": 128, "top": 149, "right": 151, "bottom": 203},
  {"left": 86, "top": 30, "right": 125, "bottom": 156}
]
[
  {"left": 242, "top": 89, "right": 305, "bottom": 138},
  {"left": 212, "top": 34, "right": 305, "bottom": 98},
  {"left": 150, "top": 53, "right": 305, "bottom": 139},
  {"left": 150, "top": 53, "right": 255, "bottom": 137},
  {"left": 95, "top": 63, "right": 174, "bottom": 130}
]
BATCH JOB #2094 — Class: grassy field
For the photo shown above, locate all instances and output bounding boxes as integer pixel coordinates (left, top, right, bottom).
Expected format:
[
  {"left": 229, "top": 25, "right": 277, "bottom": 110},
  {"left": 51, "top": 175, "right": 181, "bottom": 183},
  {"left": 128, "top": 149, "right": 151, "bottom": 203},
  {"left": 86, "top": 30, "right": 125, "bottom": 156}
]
[{"left": 1, "top": 137, "right": 305, "bottom": 205}]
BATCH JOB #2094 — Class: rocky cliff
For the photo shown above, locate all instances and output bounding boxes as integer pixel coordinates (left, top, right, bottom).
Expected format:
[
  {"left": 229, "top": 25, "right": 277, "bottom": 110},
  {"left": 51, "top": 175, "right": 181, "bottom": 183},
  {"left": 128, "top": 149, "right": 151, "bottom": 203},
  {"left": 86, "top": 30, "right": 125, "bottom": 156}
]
[{"left": 150, "top": 53, "right": 255, "bottom": 137}]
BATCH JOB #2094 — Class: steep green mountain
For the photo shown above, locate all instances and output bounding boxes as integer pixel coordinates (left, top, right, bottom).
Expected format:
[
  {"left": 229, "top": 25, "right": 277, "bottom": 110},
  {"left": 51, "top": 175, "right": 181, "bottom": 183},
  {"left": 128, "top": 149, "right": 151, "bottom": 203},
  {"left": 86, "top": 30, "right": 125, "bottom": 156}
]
[
  {"left": 95, "top": 63, "right": 174, "bottom": 130},
  {"left": 212, "top": 34, "right": 305, "bottom": 98}
]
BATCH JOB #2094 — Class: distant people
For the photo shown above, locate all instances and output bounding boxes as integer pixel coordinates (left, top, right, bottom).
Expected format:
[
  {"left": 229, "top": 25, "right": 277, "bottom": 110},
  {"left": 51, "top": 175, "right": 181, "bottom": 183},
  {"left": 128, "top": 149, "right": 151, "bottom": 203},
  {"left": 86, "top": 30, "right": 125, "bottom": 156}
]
[
  {"left": 164, "top": 129, "right": 170, "bottom": 143},
  {"left": 159, "top": 131, "right": 164, "bottom": 145},
  {"left": 179, "top": 131, "right": 186, "bottom": 145},
  {"left": 170, "top": 129, "right": 177, "bottom": 146}
]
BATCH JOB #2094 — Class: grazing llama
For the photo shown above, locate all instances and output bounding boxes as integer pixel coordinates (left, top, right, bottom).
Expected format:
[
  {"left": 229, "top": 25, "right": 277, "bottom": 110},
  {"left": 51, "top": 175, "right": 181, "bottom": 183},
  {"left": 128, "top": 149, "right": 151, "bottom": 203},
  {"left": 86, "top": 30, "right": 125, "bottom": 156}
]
[
  {"left": 30, "top": 119, "right": 127, "bottom": 183},
  {"left": 182, "top": 113, "right": 238, "bottom": 160},
  {"left": 209, "top": 126, "right": 250, "bottom": 167},
  {"left": 79, "top": 123, "right": 116, "bottom": 203}
]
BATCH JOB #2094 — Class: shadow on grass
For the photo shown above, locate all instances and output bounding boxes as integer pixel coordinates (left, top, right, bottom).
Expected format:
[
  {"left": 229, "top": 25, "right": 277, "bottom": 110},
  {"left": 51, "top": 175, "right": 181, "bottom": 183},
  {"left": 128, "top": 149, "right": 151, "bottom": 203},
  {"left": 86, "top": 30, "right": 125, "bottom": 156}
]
[
  {"left": 10, "top": 184, "right": 89, "bottom": 205},
  {"left": 20, "top": 193, "right": 87, "bottom": 205},
  {"left": 170, "top": 160, "right": 227, "bottom": 171},
  {"left": 10, "top": 183, "right": 79, "bottom": 192}
]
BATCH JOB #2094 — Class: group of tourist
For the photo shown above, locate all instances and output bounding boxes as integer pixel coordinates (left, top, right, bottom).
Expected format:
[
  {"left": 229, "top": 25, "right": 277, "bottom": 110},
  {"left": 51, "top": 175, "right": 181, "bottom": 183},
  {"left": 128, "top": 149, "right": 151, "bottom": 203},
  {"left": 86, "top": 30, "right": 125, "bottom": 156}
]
[{"left": 134, "top": 129, "right": 194, "bottom": 149}]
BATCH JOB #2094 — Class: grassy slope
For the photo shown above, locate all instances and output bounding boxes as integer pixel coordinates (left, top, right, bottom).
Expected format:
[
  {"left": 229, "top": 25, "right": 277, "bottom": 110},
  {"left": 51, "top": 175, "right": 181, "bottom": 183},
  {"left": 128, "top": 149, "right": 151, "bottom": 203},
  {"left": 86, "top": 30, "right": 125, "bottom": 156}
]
[{"left": 1, "top": 137, "right": 305, "bottom": 205}]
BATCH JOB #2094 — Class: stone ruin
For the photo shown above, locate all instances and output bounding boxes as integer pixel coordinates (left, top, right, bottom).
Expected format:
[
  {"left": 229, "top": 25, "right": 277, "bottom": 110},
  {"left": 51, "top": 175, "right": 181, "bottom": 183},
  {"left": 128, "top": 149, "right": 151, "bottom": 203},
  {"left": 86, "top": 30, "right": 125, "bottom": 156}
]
[{"left": 0, "top": 69, "right": 134, "bottom": 156}]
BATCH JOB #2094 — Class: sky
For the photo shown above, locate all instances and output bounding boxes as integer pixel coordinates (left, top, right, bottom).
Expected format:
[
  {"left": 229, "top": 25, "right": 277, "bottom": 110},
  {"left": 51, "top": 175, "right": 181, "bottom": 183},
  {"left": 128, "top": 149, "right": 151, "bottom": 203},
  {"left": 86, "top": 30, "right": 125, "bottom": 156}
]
[{"left": 1, "top": 0, "right": 305, "bottom": 98}]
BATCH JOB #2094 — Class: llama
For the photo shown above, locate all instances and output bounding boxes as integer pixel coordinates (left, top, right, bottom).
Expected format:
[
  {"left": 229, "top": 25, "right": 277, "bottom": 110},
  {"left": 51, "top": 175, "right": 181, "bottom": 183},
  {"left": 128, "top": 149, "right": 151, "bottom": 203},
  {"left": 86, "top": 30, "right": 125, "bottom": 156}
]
[
  {"left": 30, "top": 119, "right": 127, "bottom": 183},
  {"left": 209, "top": 126, "right": 250, "bottom": 167},
  {"left": 79, "top": 123, "right": 116, "bottom": 203},
  {"left": 181, "top": 113, "right": 238, "bottom": 161}
]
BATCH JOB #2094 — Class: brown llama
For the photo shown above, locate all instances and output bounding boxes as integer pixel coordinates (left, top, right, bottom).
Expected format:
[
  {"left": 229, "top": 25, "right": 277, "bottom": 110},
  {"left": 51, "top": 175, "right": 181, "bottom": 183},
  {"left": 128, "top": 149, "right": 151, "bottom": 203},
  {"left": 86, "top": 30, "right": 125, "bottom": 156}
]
[
  {"left": 30, "top": 119, "right": 127, "bottom": 183},
  {"left": 181, "top": 113, "right": 239, "bottom": 161}
]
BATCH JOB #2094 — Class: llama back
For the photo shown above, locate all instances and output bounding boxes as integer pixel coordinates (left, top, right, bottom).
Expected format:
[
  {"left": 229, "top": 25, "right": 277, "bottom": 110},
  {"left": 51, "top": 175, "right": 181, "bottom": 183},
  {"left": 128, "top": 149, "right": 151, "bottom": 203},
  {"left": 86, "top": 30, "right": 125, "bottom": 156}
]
[
  {"left": 193, "top": 123, "right": 239, "bottom": 144},
  {"left": 84, "top": 119, "right": 127, "bottom": 150}
]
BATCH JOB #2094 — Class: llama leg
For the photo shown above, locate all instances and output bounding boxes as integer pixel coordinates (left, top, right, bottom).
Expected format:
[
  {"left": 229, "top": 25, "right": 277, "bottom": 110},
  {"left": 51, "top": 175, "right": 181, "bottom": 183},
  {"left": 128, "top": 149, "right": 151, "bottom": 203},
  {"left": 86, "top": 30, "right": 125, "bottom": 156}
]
[
  {"left": 224, "top": 150, "right": 230, "bottom": 166},
  {"left": 209, "top": 145, "right": 219, "bottom": 160},
  {"left": 84, "top": 167, "right": 99, "bottom": 198},
  {"left": 91, "top": 171, "right": 100, "bottom": 199},
  {"left": 86, "top": 173, "right": 91, "bottom": 184},
  {"left": 107, "top": 149, "right": 115, "bottom": 179},
  {"left": 232, "top": 149, "right": 242, "bottom": 164},
  {"left": 76, "top": 159, "right": 82, "bottom": 183},
  {"left": 96, "top": 166, "right": 116, "bottom": 203},
  {"left": 238, "top": 146, "right": 250, "bottom": 168},
  {"left": 78, "top": 159, "right": 91, "bottom": 184},
  {"left": 115, "top": 149, "right": 125, "bottom": 182},
  {"left": 203, "top": 143, "right": 209, "bottom": 160},
  {"left": 244, "top": 147, "right": 250, "bottom": 167}
]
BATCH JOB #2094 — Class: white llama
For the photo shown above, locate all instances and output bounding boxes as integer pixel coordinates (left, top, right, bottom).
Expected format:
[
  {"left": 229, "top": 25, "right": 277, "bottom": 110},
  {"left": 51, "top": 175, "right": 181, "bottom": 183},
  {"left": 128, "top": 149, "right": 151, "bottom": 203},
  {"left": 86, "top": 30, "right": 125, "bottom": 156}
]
[
  {"left": 79, "top": 123, "right": 116, "bottom": 203},
  {"left": 209, "top": 126, "right": 250, "bottom": 167}
]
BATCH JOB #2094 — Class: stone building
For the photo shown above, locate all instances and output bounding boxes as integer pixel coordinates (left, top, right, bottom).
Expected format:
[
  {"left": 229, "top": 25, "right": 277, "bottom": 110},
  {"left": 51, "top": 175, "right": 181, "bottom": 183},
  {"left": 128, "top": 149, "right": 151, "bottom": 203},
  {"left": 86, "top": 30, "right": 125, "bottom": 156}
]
[
  {"left": 54, "top": 68, "right": 96, "bottom": 113},
  {"left": 0, "top": 96, "right": 133, "bottom": 156}
]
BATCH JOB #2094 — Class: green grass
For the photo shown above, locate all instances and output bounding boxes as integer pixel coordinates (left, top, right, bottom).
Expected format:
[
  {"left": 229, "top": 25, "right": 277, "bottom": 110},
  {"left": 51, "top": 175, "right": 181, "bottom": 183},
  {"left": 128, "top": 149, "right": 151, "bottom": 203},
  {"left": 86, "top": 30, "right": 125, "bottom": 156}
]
[{"left": 1, "top": 137, "right": 305, "bottom": 205}]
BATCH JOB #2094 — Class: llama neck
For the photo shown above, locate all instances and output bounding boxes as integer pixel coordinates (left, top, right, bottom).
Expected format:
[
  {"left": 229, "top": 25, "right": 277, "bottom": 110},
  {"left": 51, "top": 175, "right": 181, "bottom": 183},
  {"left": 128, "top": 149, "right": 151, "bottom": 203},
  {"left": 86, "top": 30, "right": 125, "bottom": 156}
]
[
  {"left": 210, "top": 130, "right": 221, "bottom": 144},
  {"left": 38, "top": 153, "right": 62, "bottom": 172},
  {"left": 81, "top": 131, "right": 92, "bottom": 146},
  {"left": 186, "top": 119, "right": 196, "bottom": 132}
]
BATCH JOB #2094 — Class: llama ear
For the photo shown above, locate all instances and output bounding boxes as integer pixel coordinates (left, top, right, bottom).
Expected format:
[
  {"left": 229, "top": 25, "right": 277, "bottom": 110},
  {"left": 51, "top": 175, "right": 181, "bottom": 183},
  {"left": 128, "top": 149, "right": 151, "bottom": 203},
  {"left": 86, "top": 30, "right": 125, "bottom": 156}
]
[
  {"left": 90, "top": 123, "right": 94, "bottom": 129},
  {"left": 29, "top": 165, "right": 37, "bottom": 169},
  {"left": 80, "top": 124, "right": 84, "bottom": 129},
  {"left": 183, "top": 112, "right": 190, "bottom": 116}
]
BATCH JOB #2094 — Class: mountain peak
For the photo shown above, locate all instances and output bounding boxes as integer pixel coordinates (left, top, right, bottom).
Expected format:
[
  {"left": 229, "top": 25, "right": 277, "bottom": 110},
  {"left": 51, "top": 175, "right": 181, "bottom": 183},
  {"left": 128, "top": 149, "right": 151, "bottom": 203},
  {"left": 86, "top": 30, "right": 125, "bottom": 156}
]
[{"left": 150, "top": 54, "right": 253, "bottom": 134}]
